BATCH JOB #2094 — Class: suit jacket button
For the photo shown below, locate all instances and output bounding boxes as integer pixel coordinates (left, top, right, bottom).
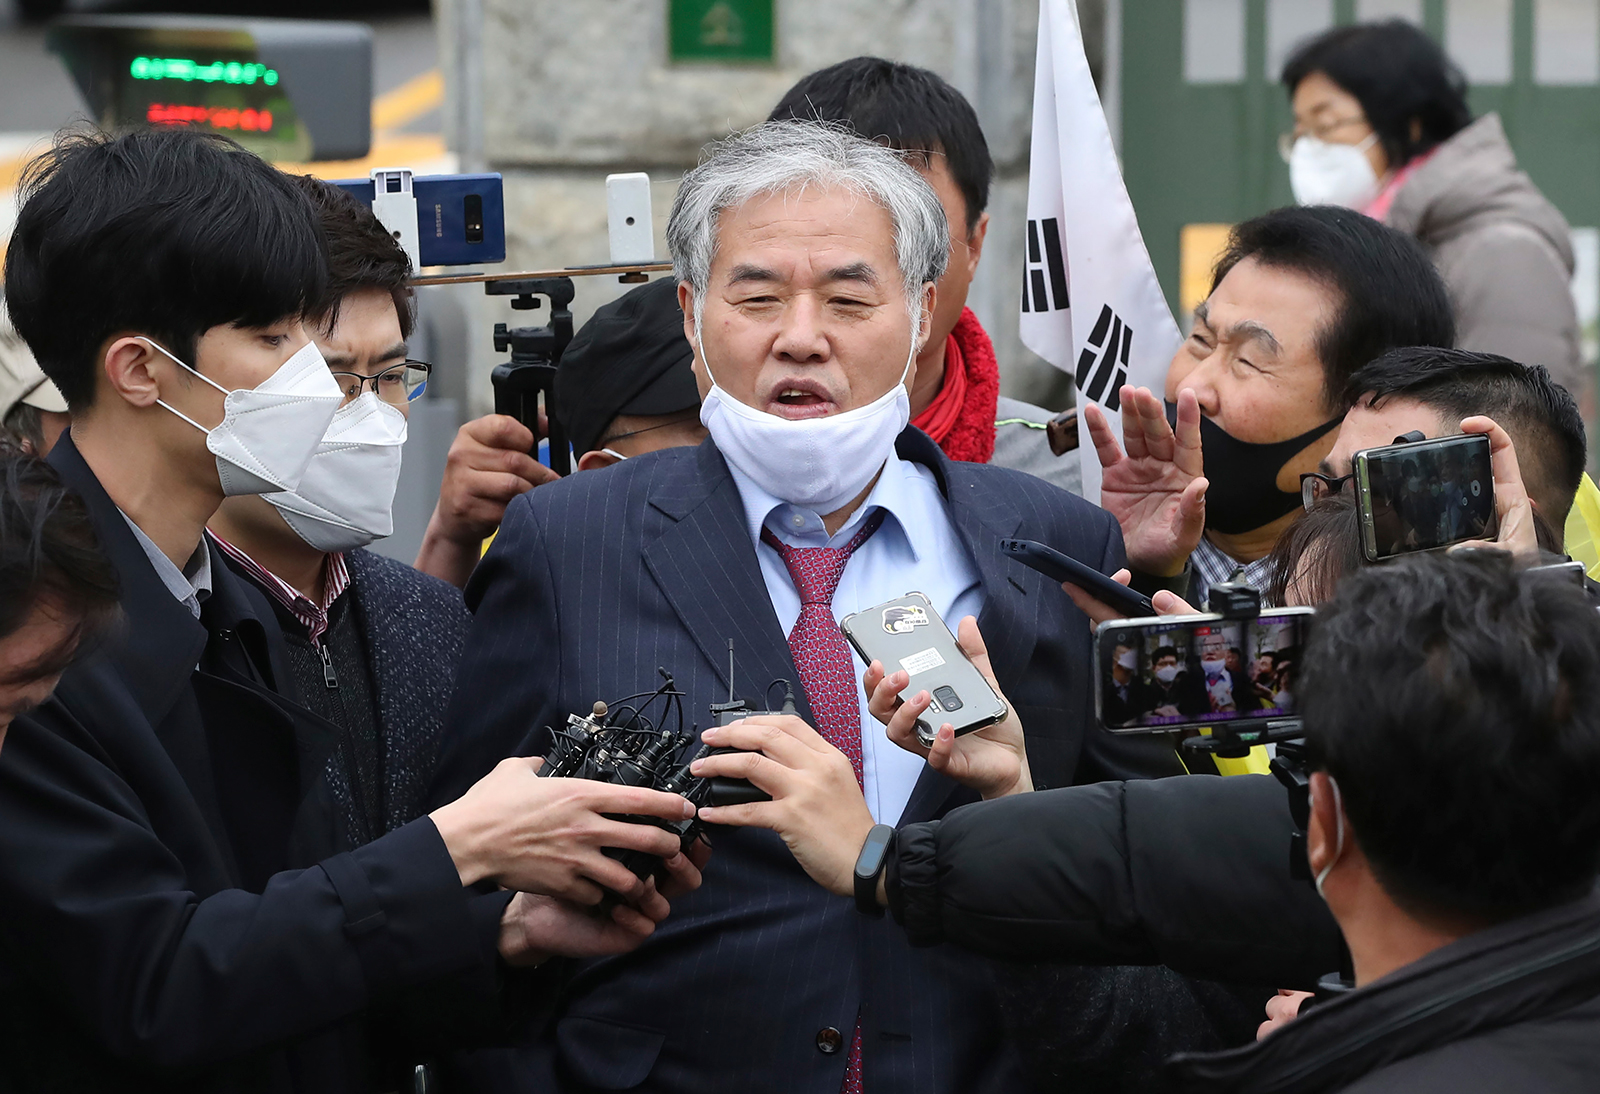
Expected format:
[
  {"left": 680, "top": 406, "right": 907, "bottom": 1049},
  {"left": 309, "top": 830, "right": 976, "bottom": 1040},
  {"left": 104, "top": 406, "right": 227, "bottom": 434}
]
[{"left": 815, "top": 1027, "right": 843, "bottom": 1055}]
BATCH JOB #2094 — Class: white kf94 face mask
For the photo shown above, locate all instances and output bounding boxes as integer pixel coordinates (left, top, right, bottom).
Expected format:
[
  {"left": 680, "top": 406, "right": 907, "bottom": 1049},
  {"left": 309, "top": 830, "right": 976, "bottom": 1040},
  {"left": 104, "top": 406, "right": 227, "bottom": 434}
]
[
  {"left": 264, "top": 392, "right": 408, "bottom": 553},
  {"left": 145, "top": 337, "right": 344, "bottom": 497},
  {"left": 696, "top": 325, "right": 916, "bottom": 516},
  {"left": 1288, "top": 134, "right": 1382, "bottom": 210}
]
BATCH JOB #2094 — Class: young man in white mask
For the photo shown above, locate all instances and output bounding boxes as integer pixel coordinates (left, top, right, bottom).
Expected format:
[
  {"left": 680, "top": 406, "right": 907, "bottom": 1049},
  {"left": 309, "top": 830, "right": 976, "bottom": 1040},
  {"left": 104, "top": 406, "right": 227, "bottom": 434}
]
[
  {"left": 432, "top": 121, "right": 1177, "bottom": 1094},
  {"left": 0, "top": 129, "right": 703, "bottom": 1094}
]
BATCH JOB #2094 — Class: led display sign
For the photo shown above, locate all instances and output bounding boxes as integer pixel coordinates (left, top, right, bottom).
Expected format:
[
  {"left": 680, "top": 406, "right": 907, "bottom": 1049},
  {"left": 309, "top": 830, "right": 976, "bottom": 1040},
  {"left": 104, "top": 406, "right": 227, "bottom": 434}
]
[{"left": 48, "top": 16, "right": 371, "bottom": 163}]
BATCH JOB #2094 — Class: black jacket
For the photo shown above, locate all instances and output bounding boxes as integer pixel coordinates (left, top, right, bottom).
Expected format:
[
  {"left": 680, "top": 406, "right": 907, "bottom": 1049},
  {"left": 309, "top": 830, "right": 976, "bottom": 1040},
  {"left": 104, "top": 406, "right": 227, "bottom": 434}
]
[
  {"left": 0, "top": 436, "right": 513, "bottom": 1093},
  {"left": 887, "top": 774, "right": 1343, "bottom": 987},
  {"left": 1168, "top": 891, "right": 1600, "bottom": 1093}
]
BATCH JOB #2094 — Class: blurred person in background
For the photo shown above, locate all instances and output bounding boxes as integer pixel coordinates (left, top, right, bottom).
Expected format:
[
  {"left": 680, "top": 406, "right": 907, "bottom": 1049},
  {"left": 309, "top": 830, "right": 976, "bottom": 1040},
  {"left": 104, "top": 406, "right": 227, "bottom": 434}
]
[
  {"left": 770, "top": 56, "right": 1080, "bottom": 493},
  {"left": 0, "top": 300, "right": 69, "bottom": 456},
  {"left": 1281, "top": 20, "right": 1585, "bottom": 407},
  {"left": 206, "top": 175, "right": 473, "bottom": 852},
  {"left": 1080, "top": 206, "right": 1455, "bottom": 608},
  {"left": 414, "top": 276, "right": 706, "bottom": 588},
  {"left": 0, "top": 452, "right": 118, "bottom": 745},
  {"left": 551, "top": 275, "right": 705, "bottom": 471}
]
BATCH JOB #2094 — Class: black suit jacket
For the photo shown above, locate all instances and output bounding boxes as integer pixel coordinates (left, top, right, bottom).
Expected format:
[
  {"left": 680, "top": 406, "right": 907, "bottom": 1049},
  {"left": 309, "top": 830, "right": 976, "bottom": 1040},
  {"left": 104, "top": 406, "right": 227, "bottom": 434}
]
[
  {"left": 433, "top": 429, "right": 1182, "bottom": 1094},
  {"left": 0, "top": 436, "right": 510, "bottom": 1094}
]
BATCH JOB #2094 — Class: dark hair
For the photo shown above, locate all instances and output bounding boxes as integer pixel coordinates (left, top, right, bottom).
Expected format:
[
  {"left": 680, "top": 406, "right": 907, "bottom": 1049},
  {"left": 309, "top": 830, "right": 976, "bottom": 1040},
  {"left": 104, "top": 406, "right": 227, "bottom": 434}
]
[
  {"left": 1282, "top": 20, "right": 1472, "bottom": 170},
  {"left": 1, "top": 404, "right": 48, "bottom": 457},
  {"left": 1304, "top": 551, "right": 1600, "bottom": 922},
  {"left": 1345, "top": 347, "right": 1587, "bottom": 525},
  {"left": 1268, "top": 494, "right": 1365, "bottom": 606},
  {"left": 1152, "top": 645, "right": 1179, "bottom": 662},
  {"left": 768, "top": 57, "right": 993, "bottom": 230},
  {"left": 1212, "top": 206, "right": 1455, "bottom": 408},
  {"left": 290, "top": 175, "right": 415, "bottom": 341},
  {"left": 3, "top": 129, "right": 328, "bottom": 410},
  {"left": 0, "top": 451, "right": 119, "bottom": 677}
]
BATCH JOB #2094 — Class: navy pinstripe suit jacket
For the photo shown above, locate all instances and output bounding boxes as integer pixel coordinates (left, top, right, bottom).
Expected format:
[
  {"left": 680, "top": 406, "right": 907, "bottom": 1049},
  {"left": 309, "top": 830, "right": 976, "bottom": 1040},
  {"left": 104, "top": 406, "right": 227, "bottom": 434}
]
[{"left": 432, "top": 428, "right": 1182, "bottom": 1093}]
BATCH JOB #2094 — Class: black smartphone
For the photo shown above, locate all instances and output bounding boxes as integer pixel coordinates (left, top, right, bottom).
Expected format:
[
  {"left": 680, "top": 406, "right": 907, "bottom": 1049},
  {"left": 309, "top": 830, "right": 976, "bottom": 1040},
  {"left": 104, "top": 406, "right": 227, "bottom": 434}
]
[
  {"left": 1000, "top": 538, "right": 1157, "bottom": 617},
  {"left": 1353, "top": 433, "right": 1496, "bottom": 563},
  {"left": 839, "top": 593, "right": 1009, "bottom": 746},
  {"left": 1093, "top": 609, "right": 1313, "bottom": 733}
]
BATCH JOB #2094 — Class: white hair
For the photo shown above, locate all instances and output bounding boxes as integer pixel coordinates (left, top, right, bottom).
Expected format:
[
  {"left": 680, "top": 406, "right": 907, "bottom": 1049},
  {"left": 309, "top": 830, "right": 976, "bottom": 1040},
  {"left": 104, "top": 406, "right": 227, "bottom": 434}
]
[{"left": 667, "top": 121, "right": 950, "bottom": 333}]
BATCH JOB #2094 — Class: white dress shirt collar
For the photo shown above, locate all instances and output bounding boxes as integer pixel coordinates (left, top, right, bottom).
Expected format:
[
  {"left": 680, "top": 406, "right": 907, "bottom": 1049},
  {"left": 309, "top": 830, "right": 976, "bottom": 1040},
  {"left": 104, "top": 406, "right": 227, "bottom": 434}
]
[{"left": 726, "top": 448, "right": 931, "bottom": 562}]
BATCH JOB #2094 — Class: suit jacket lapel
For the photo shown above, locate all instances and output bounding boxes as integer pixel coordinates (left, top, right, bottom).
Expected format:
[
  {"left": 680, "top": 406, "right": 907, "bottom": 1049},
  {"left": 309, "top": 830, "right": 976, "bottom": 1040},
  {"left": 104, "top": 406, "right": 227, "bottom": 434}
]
[
  {"left": 641, "top": 441, "right": 812, "bottom": 723},
  {"left": 892, "top": 430, "right": 1040, "bottom": 824}
]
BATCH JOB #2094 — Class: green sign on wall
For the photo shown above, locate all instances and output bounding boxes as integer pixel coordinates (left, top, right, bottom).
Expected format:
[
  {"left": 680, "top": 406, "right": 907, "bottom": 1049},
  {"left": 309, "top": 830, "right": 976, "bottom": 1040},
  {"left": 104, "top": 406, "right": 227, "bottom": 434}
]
[{"left": 669, "top": 0, "right": 775, "bottom": 64}]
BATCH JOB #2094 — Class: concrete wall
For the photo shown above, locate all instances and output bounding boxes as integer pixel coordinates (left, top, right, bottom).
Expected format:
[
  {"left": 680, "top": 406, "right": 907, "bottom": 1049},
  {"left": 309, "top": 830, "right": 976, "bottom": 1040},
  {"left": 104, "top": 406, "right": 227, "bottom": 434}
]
[{"left": 436, "top": 0, "right": 1107, "bottom": 418}]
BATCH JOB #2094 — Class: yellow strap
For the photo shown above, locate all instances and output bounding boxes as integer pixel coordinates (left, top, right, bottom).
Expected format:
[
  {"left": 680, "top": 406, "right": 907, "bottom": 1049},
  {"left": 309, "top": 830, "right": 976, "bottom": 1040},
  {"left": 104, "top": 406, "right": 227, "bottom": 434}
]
[
  {"left": 1564, "top": 472, "right": 1600, "bottom": 580},
  {"left": 1182, "top": 725, "right": 1273, "bottom": 776}
]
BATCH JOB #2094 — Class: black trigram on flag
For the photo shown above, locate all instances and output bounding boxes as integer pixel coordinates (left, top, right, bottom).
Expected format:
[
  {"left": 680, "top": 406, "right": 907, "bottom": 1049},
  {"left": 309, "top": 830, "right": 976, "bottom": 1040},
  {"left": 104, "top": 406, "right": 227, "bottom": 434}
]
[
  {"left": 1021, "top": 217, "right": 1069, "bottom": 313},
  {"left": 1075, "top": 304, "right": 1130, "bottom": 411}
]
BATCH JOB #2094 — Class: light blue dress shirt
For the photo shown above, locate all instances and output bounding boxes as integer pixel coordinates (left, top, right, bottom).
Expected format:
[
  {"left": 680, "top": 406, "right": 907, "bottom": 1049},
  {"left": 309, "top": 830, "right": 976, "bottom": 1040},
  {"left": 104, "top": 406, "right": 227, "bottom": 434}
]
[{"left": 728, "top": 452, "right": 984, "bottom": 825}]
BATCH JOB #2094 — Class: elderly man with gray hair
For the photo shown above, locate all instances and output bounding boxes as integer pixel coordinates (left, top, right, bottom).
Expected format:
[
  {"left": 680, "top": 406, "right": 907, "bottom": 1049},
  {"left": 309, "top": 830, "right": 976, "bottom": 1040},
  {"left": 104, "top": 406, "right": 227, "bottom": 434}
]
[{"left": 433, "top": 121, "right": 1180, "bottom": 1093}]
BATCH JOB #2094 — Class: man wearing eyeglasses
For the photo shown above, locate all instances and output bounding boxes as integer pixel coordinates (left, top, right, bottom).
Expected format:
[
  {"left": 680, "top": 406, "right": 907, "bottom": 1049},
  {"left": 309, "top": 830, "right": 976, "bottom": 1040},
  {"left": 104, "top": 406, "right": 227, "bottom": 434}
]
[
  {"left": 1306, "top": 345, "right": 1585, "bottom": 548},
  {"left": 205, "top": 176, "right": 472, "bottom": 847}
]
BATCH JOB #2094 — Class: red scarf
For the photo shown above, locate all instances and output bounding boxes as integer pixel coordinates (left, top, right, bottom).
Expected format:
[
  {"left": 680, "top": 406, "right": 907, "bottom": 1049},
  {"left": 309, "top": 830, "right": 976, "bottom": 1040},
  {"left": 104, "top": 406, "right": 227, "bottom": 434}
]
[{"left": 911, "top": 307, "right": 999, "bottom": 464}]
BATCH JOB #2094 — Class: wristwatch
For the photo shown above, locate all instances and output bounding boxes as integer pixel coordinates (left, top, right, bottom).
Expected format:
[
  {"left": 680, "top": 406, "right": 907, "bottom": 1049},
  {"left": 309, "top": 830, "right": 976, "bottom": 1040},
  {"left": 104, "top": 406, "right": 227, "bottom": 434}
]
[{"left": 853, "top": 824, "right": 895, "bottom": 917}]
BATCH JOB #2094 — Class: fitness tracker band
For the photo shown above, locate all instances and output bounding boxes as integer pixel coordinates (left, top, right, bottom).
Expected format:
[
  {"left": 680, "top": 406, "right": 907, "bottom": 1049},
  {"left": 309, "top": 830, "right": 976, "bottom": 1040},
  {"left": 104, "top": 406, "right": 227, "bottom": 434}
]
[{"left": 853, "top": 823, "right": 895, "bottom": 917}]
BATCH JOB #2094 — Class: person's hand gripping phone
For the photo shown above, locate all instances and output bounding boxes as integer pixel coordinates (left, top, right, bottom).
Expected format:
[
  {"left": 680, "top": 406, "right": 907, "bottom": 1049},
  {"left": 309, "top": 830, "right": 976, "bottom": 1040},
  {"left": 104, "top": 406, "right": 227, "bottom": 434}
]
[
  {"left": 690, "top": 616, "right": 1027, "bottom": 904},
  {"left": 862, "top": 615, "right": 1031, "bottom": 801}
]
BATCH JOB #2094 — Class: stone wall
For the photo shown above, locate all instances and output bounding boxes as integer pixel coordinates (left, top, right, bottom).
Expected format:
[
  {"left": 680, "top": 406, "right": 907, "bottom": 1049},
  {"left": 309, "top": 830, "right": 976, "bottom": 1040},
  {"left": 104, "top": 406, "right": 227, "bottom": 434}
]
[{"left": 437, "top": 0, "right": 1108, "bottom": 417}]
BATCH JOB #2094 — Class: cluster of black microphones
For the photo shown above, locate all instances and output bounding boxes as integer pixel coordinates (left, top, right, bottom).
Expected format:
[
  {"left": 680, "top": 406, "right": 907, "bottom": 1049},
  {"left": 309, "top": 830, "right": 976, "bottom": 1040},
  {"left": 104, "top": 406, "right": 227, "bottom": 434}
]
[{"left": 537, "top": 664, "right": 788, "bottom": 901}]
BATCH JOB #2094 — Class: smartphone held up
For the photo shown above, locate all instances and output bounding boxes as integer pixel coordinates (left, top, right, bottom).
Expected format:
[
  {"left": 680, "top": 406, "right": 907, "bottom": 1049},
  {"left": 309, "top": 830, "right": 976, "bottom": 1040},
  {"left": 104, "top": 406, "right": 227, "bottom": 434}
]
[{"left": 1355, "top": 432, "right": 1496, "bottom": 562}]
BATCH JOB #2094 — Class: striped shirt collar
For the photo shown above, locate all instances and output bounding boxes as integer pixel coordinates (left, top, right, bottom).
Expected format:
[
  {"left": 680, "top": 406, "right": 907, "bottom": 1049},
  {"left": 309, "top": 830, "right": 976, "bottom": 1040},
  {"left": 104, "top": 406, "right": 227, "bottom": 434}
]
[
  {"left": 207, "top": 531, "right": 351, "bottom": 646},
  {"left": 1190, "top": 535, "right": 1277, "bottom": 609}
]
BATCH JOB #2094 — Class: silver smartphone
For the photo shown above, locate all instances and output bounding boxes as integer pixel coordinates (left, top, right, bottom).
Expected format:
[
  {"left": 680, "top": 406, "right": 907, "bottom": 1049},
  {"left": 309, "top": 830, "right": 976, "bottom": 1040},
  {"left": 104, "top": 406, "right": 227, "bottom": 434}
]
[{"left": 840, "top": 592, "right": 1008, "bottom": 746}]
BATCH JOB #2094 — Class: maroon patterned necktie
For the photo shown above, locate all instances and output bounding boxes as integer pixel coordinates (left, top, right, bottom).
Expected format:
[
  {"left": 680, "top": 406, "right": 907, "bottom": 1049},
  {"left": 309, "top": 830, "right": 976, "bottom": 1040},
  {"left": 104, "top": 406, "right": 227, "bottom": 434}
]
[{"left": 760, "top": 507, "right": 885, "bottom": 1093}]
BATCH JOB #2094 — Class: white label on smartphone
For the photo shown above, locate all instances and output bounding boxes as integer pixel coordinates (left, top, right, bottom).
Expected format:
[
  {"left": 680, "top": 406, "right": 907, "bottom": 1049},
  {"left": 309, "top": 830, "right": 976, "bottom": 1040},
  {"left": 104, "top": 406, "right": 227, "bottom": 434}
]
[{"left": 900, "top": 647, "right": 947, "bottom": 676}]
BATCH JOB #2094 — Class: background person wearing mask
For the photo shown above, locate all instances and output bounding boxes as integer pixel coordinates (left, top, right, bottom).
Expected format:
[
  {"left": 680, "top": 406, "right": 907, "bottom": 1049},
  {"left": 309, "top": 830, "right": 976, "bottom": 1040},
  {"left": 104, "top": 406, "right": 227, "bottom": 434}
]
[
  {"left": 1082, "top": 206, "right": 1455, "bottom": 607},
  {"left": 770, "top": 56, "right": 1079, "bottom": 493},
  {"left": 0, "top": 300, "right": 69, "bottom": 456},
  {"left": 205, "top": 176, "right": 472, "bottom": 853},
  {"left": 431, "top": 121, "right": 1171, "bottom": 1094},
  {"left": 552, "top": 275, "right": 706, "bottom": 471},
  {"left": 1281, "top": 20, "right": 1584, "bottom": 406},
  {"left": 0, "top": 128, "right": 700, "bottom": 1094}
]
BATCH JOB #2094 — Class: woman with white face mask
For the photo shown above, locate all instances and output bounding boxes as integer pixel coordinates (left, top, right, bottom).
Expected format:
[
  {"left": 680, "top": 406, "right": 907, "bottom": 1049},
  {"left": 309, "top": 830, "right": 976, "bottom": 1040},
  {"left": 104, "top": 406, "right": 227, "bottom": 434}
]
[{"left": 1279, "top": 20, "right": 1583, "bottom": 411}]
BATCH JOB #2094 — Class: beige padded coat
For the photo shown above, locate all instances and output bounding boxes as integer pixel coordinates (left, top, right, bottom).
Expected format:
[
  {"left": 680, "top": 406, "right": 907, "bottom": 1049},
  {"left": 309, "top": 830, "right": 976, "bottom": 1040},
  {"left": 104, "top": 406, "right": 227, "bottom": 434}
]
[{"left": 1385, "top": 113, "right": 1584, "bottom": 399}]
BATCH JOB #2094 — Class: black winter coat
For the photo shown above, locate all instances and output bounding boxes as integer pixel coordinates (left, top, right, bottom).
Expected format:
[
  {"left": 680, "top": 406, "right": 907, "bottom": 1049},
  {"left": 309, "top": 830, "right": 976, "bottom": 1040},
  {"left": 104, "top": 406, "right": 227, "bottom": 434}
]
[
  {"left": 0, "top": 436, "right": 519, "bottom": 1093},
  {"left": 887, "top": 775, "right": 1600, "bottom": 1092}
]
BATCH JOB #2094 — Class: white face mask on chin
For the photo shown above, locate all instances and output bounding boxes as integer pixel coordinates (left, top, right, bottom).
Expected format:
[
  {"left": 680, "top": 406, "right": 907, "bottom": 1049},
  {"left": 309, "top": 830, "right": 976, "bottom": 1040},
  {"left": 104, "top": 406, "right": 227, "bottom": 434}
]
[
  {"left": 145, "top": 337, "right": 344, "bottom": 497},
  {"left": 1289, "top": 133, "right": 1382, "bottom": 210},
  {"left": 264, "top": 392, "right": 408, "bottom": 553},
  {"left": 696, "top": 316, "right": 917, "bottom": 516}
]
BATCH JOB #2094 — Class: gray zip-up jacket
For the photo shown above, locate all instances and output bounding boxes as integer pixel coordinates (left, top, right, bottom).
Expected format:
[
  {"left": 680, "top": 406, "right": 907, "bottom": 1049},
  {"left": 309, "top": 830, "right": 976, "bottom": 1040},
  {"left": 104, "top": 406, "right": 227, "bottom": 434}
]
[{"left": 1386, "top": 113, "right": 1584, "bottom": 398}]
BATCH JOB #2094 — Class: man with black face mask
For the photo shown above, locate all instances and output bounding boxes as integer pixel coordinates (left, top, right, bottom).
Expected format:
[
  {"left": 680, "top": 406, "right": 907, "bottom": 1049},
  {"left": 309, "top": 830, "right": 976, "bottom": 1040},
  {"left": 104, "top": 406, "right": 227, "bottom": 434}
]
[{"left": 1080, "top": 206, "right": 1455, "bottom": 607}]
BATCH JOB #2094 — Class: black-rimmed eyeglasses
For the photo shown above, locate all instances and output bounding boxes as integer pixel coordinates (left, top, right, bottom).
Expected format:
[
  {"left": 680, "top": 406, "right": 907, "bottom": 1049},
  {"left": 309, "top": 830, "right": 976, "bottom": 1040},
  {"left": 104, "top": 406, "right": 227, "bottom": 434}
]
[
  {"left": 329, "top": 360, "right": 432, "bottom": 406},
  {"left": 1299, "top": 471, "right": 1352, "bottom": 511}
]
